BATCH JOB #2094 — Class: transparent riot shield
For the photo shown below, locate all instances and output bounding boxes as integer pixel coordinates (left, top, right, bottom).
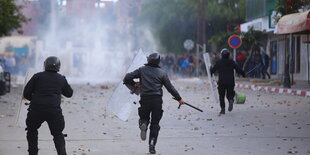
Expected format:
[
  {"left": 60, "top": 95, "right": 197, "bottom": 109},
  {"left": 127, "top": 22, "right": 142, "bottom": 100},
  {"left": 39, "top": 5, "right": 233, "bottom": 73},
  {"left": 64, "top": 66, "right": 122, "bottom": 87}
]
[
  {"left": 16, "top": 68, "right": 37, "bottom": 127},
  {"left": 203, "top": 53, "right": 219, "bottom": 105},
  {"left": 107, "top": 50, "right": 147, "bottom": 121}
]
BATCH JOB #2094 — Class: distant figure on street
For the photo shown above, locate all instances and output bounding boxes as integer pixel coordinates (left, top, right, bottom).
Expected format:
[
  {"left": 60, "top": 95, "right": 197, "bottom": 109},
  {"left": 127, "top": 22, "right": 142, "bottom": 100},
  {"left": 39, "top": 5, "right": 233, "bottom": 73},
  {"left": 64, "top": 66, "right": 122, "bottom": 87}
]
[
  {"left": 236, "top": 51, "right": 246, "bottom": 69},
  {"left": 181, "top": 56, "right": 189, "bottom": 76},
  {"left": 261, "top": 50, "right": 271, "bottom": 79},
  {"left": 244, "top": 50, "right": 255, "bottom": 77},
  {"left": 23, "top": 56, "right": 73, "bottom": 155},
  {"left": 123, "top": 53, "right": 185, "bottom": 154},
  {"left": 166, "top": 54, "right": 174, "bottom": 75},
  {"left": 252, "top": 46, "right": 263, "bottom": 78},
  {"left": 4, "top": 53, "right": 16, "bottom": 74},
  {"left": 211, "top": 48, "right": 245, "bottom": 115},
  {"left": 236, "top": 51, "right": 247, "bottom": 77}
]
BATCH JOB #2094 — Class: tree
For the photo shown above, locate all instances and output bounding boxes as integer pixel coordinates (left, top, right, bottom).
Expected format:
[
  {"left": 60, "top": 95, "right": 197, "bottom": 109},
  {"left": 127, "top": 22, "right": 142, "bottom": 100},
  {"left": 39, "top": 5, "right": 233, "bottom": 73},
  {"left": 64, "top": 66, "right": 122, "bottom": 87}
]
[
  {"left": 209, "top": 31, "right": 235, "bottom": 51},
  {"left": 0, "top": 0, "right": 28, "bottom": 37},
  {"left": 275, "top": 0, "right": 310, "bottom": 16},
  {"left": 240, "top": 27, "right": 264, "bottom": 51},
  {"left": 136, "top": 0, "right": 246, "bottom": 53},
  {"left": 136, "top": 0, "right": 196, "bottom": 53},
  {"left": 207, "top": 0, "right": 246, "bottom": 50}
]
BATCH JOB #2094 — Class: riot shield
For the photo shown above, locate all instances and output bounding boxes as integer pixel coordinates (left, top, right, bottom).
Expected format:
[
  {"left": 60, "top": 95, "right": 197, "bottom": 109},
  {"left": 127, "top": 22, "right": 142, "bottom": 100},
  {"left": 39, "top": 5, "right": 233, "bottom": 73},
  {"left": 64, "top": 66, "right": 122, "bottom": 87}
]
[
  {"left": 107, "top": 50, "right": 147, "bottom": 121},
  {"left": 15, "top": 68, "right": 37, "bottom": 127},
  {"left": 203, "top": 53, "right": 220, "bottom": 105}
]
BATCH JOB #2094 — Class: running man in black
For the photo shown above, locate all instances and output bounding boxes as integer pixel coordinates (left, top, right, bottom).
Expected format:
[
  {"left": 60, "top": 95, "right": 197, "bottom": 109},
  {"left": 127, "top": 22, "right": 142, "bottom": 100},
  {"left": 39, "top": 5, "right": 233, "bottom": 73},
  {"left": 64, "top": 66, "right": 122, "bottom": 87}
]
[
  {"left": 211, "top": 49, "right": 245, "bottom": 115},
  {"left": 123, "top": 53, "right": 185, "bottom": 154}
]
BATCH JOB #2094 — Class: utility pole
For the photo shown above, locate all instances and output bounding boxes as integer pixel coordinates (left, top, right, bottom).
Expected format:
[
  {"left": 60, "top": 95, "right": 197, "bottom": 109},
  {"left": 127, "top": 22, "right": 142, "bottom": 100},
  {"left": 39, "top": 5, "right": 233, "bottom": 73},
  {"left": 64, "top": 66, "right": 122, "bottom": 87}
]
[
  {"left": 196, "top": 0, "right": 206, "bottom": 76},
  {"left": 283, "top": 0, "right": 291, "bottom": 88},
  {"left": 197, "top": 0, "right": 206, "bottom": 45}
]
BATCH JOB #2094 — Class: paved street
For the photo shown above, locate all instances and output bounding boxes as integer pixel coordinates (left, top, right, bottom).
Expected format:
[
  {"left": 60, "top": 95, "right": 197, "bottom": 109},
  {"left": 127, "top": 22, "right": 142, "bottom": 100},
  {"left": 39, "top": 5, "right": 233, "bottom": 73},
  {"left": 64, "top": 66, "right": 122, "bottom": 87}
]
[{"left": 0, "top": 79, "right": 310, "bottom": 155}]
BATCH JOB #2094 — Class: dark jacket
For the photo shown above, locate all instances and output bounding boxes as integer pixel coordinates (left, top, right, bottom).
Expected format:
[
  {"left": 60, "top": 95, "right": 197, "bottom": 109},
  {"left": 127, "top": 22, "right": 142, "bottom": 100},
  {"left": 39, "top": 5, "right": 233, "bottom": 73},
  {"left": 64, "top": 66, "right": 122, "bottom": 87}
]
[
  {"left": 211, "top": 58, "right": 245, "bottom": 86},
  {"left": 123, "top": 64, "right": 182, "bottom": 101},
  {"left": 23, "top": 71, "right": 73, "bottom": 110},
  {"left": 262, "top": 54, "right": 270, "bottom": 67}
]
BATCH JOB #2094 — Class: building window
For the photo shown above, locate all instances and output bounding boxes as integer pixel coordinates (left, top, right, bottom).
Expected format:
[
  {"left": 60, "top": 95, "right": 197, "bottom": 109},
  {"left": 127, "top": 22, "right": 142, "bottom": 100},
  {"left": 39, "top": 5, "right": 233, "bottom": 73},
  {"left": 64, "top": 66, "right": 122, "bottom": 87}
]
[{"left": 270, "top": 40, "right": 277, "bottom": 74}]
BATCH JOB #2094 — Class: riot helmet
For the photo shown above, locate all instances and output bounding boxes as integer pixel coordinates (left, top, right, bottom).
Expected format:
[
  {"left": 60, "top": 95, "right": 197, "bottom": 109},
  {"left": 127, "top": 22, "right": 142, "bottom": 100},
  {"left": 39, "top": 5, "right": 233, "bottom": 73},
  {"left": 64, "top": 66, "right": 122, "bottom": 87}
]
[
  {"left": 44, "top": 56, "right": 61, "bottom": 72},
  {"left": 220, "top": 48, "right": 230, "bottom": 59},
  {"left": 147, "top": 53, "right": 160, "bottom": 66}
]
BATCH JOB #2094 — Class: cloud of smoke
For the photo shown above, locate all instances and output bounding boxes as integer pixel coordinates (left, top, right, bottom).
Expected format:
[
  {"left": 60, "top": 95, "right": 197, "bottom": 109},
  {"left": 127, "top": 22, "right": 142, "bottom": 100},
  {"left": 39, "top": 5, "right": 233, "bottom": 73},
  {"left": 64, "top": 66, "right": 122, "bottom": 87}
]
[{"left": 33, "top": 1, "right": 156, "bottom": 84}]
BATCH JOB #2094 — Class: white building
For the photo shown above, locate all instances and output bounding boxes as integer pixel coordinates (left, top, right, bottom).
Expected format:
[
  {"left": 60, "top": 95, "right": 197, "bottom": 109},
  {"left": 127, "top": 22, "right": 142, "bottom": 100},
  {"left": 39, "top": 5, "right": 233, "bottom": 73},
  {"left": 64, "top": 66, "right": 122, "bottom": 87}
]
[{"left": 240, "top": 0, "right": 310, "bottom": 84}]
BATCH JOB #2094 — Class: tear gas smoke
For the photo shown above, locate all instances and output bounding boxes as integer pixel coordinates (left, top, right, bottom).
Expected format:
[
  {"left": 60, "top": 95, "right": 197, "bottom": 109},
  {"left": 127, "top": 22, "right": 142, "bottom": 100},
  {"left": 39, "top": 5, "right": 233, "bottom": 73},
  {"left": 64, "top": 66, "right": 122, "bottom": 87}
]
[{"left": 32, "top": 1, "right": 156, "bottom": 84}]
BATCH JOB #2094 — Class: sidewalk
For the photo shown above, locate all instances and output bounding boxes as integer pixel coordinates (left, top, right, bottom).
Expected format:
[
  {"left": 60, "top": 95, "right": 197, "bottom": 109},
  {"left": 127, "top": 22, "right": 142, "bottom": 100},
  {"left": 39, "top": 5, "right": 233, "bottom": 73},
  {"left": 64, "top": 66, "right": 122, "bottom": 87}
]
[{"left": 234, "top": 78, "right": 310, "bottom": 97}]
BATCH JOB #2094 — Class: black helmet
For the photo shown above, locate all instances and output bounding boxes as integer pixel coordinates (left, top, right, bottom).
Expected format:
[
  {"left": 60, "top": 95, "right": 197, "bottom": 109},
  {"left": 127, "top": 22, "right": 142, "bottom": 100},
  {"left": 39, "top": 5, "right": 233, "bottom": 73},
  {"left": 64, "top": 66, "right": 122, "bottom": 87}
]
[
  {"left": 147, "top": 53, "right": 160, "bottom": 66},
  {"left": 44, "top": 56, "right": 61, "bottom": 72},
  {"left": 220, "top": 48, "right": 230, "bottom": 59}
]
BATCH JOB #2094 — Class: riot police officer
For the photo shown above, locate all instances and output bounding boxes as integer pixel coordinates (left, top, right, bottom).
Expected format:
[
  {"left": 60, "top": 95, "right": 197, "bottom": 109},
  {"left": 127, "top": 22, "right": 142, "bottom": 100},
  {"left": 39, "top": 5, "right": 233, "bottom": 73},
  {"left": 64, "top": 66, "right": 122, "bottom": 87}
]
[
  {"left": 211, "top": 49, "right": 245, "bottom": 115},
  {"left": 123, "top": 53, "right": 185, "bottom": 154},
  {"left": 23, "top": 56, "right": 73, "bottom": 155}
]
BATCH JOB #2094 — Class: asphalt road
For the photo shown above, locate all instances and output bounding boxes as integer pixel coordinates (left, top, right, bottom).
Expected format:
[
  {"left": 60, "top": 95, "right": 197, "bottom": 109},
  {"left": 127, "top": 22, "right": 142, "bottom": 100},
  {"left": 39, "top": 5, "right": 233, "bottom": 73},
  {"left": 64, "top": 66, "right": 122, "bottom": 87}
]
[{"left": 0, "top": 79, "right": 310, "bottom": 155}]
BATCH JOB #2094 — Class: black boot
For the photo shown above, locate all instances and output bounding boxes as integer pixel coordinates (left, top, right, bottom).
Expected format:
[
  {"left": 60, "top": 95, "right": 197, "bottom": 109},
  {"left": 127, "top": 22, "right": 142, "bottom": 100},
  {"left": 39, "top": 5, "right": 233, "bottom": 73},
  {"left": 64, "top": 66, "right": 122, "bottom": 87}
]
[
  {"left": 219, "top": 109, "right": 225, "bottom": 115},
  {"left": 228, "top": 99, "right": 234, "bottom": 112},
  {"left": 53, "top": 134, "right": 67, "bottom": 155},
  {"left": 149, "top": 137, "right": 156, "bottom": 154},
  {"left": 28, "top": 150, "right": 38, "bottom": 155},
  {"left": 139, "top": 120, "right": 148, "bottom": 141},
  {"left": 27, "top": 130, "right": 39, "bottom": 155}
]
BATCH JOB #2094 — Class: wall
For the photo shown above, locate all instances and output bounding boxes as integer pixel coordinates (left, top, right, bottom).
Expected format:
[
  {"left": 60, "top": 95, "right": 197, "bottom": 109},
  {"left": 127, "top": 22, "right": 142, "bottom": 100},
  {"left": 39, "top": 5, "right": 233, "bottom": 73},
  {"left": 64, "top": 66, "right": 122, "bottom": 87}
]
[
  {"left": 241, "top": 16, "right": 275, "bottom": 33},
  {"left": 0, "top": 36, "right": 36, "bottom": 54},
  {"left": 268, "top": 34, "right": 310, "bottom": 81}
]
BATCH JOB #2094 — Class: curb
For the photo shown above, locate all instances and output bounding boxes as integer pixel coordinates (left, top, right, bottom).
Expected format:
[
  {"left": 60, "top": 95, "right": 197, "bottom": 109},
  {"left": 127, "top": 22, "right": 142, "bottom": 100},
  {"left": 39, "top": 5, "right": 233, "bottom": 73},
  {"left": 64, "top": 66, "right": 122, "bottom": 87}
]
[{"left": 235, "top": 83, "right": 310, "bottom": 97}]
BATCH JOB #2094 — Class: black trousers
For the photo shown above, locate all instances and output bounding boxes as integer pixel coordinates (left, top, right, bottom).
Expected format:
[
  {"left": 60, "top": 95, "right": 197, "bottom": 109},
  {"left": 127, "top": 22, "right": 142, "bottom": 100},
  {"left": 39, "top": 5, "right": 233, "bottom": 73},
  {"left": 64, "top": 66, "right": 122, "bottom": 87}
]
[
  {"left": 26, "top": 108, "right": 66, "bottom": 155},
  {"left": 138, "top": 96, "right": 163, "bottom": 145},
  {"left": 217, "top": 84, "right": 235, "bottom": 111},
  {"left": 261, "top": 65, "right": 271, "bottom": 79}
]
